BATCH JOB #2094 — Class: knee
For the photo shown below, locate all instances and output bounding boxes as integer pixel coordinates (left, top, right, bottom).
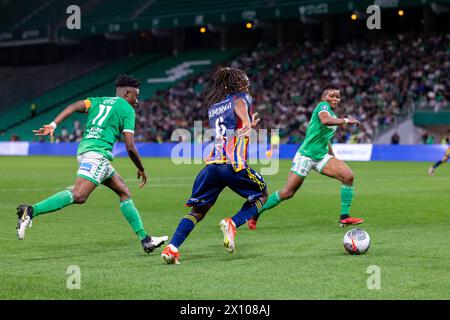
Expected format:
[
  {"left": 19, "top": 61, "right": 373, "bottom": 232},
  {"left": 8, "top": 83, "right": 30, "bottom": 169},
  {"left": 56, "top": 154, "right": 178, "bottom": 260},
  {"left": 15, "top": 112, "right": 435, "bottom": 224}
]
[
  {"left": 258, "top": 191, "right": 268, "bottom": 205},
  {"left": 342, "top": 172, "right": 354, "bottom": 185},
  {"left": 119, "top": 188, "right": 131, "bottom": 202},
  {"left": 72, "top": 191, "right": 88, "bottom": 204},
  {"left": 190, "top": 212, "right": 206, "bottom": 222}
]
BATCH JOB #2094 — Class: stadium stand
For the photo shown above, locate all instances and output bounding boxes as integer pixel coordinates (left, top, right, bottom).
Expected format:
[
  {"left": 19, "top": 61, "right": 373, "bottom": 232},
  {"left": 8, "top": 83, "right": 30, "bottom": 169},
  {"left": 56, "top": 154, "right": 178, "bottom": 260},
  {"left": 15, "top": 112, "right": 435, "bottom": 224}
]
[
  {"left": 0, "top": 53, "right": 162, "bottom": 140},
  {"left": 2, "top": 30, "right": 449, "bottom": 144},
  {"left": 127, "top": 33, "right": 450, "bottom": 144},
  {"left": 1, "top": 48, "right": 241, "bottom": 141},
  {"left": 39, "top": 32, "right": 448, "bottom": 145},
  {"left": 17, "top": 0, "right": 91, "bottom": 31},
  {"left": 138, "top": 0, "right": 264, "bottom": 18},
  {"left": 1, "top": 1, "right": 449, "bottom": 145},
  {"left": 0, "top": 54, "right": 112, "bottom": 112},
  {"left": 83, "top": 0, "right": 149, "bottom": 24},
  {"left": 0, "top": 1, "right": 42, "bottom": 31}
]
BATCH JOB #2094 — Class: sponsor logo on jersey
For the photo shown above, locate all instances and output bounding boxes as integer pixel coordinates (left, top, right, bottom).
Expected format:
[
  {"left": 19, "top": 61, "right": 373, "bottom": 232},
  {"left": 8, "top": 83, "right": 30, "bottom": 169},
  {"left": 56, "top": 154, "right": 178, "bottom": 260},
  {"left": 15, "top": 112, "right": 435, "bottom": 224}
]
[
  {"left": 79, "top": 162, "right": 93, "bottom": 172},
  {"left": 85, "top": 127, "right": 104, "bottom": 139}
]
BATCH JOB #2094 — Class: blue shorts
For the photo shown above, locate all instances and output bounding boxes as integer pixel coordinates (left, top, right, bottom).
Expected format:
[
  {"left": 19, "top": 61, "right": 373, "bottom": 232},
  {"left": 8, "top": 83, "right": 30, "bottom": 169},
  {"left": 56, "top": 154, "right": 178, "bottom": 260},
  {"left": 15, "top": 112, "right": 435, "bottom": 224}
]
[{"left": 186, "top": 164, "right": 267, "bottom": 207}]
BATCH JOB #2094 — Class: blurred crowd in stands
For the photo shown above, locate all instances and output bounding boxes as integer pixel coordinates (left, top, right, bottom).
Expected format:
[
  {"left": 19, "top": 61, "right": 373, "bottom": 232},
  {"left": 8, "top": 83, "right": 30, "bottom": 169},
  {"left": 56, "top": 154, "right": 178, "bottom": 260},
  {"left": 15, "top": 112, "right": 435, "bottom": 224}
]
[{"left": 54, "top": 32, "right": 449, "bottom": 144}]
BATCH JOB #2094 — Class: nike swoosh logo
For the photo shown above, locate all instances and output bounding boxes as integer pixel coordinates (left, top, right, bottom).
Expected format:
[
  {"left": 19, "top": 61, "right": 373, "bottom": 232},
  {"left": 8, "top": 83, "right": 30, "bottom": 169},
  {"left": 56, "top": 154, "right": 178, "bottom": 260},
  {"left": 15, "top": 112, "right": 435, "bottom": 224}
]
[{"left": 22, "top": 207, "right": 28, "bottom": 221}]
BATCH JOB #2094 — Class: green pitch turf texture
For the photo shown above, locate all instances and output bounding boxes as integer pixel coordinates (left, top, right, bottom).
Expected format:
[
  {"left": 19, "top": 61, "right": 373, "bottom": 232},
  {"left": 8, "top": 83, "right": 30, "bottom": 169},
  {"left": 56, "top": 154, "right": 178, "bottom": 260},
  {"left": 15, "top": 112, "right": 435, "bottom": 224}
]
[{"left": 0, "top": 157, "right": 448, "bottom": 300}]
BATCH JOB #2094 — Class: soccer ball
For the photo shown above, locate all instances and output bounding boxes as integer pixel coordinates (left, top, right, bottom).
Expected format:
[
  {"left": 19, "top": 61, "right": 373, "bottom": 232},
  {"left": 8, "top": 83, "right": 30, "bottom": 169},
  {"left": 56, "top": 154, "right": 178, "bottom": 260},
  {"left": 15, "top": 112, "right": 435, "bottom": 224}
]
[{"left": 343, "top": 228, "right": 371, "bottom": 255}]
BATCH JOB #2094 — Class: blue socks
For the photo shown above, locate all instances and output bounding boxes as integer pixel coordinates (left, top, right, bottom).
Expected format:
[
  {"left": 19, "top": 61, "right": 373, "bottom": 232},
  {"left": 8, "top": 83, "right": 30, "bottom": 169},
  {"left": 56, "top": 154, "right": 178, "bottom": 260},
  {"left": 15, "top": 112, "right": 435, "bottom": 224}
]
[
  {"left": 170, "top": 200, "right": 263, "bottom": 248},
  {"left": 433, "top": 160, "right": 443, "bottom": 169},
  {"left": 170, "top": 214, "right": 198, "bottom": 248},
  {"left": 231, "top": 200, "right": 262, "bottom": 228}
]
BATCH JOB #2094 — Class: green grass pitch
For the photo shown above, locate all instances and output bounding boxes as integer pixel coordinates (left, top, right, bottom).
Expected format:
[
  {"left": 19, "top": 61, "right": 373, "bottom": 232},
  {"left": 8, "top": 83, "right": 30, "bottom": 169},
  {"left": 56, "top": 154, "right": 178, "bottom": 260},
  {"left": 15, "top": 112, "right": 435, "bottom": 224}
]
[{"left": 0, "top": 156, "right": 449, "bottom": 300}]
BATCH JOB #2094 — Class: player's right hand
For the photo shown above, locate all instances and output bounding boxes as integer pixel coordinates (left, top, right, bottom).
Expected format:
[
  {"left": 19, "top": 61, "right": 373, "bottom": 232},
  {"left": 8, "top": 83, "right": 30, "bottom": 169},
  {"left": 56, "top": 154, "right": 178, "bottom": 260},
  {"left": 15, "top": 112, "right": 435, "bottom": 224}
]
[
  {"left": 33, "top": 125, "right": 55, "bottom": 136},
  {"left": 137, "top": 170, "right": 147, "bottom": 188},
  {"left": 251, "top": 112, "right": 261, "bottom": 127}
]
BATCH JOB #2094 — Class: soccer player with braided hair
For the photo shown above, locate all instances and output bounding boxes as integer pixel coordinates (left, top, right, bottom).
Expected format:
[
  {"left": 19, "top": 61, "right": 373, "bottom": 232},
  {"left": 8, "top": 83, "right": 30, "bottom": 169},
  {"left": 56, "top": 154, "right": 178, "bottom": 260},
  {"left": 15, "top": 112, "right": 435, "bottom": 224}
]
[
  {"left": 161, "top": 67, "right": 267, "bottom": 264},
  {"left": 16, "top": 74, "right": 168, "bottom": 254}
]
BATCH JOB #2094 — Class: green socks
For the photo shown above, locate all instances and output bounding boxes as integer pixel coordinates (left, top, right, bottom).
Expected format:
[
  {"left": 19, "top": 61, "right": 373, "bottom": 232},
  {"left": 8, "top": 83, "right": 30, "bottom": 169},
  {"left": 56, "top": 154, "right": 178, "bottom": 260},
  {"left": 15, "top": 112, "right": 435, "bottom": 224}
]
[
  {"left": 32, "top": 190, "right": 74, "bottom": 218},
  {"left": 340, "top": 185, "right": 354, "bottom": 217},
  {"left": 259, "top": 191, "right": 282, "bottom": 215},
  {"left": 120, "top": 199, "right": 148, "bottom": 240},
  {"left": 254, "top": 185, "right": 354, "bottom": 219},
  {"left": 31, "top": 193, "right": 147, "bottom": 241}
]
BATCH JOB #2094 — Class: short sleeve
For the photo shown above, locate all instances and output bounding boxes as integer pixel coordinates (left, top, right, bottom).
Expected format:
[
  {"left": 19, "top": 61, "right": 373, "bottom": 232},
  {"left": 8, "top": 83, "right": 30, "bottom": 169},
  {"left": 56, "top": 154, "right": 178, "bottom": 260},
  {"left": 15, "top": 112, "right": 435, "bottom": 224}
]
[
  {"left": 234, "top": 92, "right": 252, "bottom": 108},
  {"left": 317, "top": 101, "right": 332, "bottom": 115},
  {"left": 84, "top": 98, "right": 96, "bottom": 113},
  {"left": 122, "top": 107, "right": 135, "bottom": 134}
]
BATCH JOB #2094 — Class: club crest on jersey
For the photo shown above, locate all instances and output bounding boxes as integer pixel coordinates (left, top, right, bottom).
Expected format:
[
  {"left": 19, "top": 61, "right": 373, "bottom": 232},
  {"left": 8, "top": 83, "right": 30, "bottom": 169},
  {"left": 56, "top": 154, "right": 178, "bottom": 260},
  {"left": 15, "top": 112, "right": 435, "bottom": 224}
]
[{"left": 79, "top": 162, "right": 93, "bottom": 172}]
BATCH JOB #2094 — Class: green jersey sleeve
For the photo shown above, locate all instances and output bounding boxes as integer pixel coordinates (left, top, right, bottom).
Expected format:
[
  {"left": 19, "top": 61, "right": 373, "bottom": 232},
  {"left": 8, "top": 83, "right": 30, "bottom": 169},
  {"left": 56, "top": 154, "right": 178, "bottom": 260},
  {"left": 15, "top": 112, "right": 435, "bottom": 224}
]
[
  {"left": 316, "top": 101, "right": 332, "bottom": 116},
  {"left": 85, "top": 97, "right": 99, "bottom": 113},
  {"left": 122, "top": 105, "right": 135, "bottom": 134}
]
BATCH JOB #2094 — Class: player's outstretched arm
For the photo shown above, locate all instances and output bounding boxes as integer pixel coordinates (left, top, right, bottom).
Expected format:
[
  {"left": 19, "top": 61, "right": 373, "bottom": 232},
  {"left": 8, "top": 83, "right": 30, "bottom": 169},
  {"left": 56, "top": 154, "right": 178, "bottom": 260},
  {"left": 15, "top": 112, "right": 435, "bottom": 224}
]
[
  {"left": 33, "top": 100, "right": 87, "bottom": 136},
  {"left": 318, "top": 111, "right": 360, "bottom": 127},
  {"left": 124, "top": 132, "right": 147, "bottom": 188}
]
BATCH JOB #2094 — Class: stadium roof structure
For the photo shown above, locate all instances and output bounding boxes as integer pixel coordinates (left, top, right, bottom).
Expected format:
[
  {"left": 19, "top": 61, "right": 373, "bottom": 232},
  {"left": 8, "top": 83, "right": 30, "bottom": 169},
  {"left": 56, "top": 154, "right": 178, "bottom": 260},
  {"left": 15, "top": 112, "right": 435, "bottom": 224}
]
[
  {"left": 1, "top": 0, "right": 450, "bottom": 46},
  {"left": 60, "top": 0, "right": 450, "bottom": 35}
]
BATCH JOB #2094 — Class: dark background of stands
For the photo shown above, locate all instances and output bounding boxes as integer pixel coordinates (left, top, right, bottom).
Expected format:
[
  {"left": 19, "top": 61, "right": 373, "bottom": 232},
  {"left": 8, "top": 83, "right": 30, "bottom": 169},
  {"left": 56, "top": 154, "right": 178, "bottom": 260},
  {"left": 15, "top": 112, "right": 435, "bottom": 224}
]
[{"left": 0, "top": 0, "right": 449, "bottom": 143}]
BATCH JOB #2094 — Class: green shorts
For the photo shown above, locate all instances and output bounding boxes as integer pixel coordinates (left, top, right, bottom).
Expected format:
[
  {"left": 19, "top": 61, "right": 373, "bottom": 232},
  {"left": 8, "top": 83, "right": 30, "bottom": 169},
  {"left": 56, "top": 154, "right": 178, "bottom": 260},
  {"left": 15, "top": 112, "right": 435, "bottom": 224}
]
[
  {"left": 291, "top": 152, "right": 333, "bottom": 177},
  {"left": 76, "top": 151, "right": 115, "bottom": 186}
]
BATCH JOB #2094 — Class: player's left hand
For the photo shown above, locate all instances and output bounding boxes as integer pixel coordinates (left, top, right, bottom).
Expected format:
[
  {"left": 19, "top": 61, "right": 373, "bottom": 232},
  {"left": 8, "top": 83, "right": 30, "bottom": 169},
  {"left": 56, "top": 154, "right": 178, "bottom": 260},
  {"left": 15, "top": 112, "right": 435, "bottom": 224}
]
[
  {"left": 137, "top": 170, "right": 147, "bottom": 188},
  {"left": 347, "top": 118, "right": 360, "bottom": 126},
  {"left": 251, "top": 113, "right": 260, "bottom": 127},
  {"left": 33, "top": 125, "right": 55, "bottom": 136}
]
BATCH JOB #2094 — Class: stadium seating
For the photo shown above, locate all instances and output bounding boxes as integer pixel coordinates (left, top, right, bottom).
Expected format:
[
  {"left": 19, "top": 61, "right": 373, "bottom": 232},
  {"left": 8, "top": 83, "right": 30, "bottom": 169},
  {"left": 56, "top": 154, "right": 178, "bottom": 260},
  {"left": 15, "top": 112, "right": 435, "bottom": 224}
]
[
  {"left": 126, "top": 33, "right": 449, "bottom": 144},
  {"left": 0, "top": 1, "right": 41, "bottom": 31},
  {"left": 1, "top": 48, "right": 240, "bottom": 141},
  {"left": 0, "top": 53, "right": 161, "bottom": 141},
  {"left": 82, "top": 0, "right": 148, "bottom": 25},
  {"left": 0, "top": 0, "right": 273, "bottom": 32},
  {"left": 18, "top": 0, "right": 91, "bottom": 31},
  {"left": 138, "top": 0, "right": 262, "bottom": 18}
]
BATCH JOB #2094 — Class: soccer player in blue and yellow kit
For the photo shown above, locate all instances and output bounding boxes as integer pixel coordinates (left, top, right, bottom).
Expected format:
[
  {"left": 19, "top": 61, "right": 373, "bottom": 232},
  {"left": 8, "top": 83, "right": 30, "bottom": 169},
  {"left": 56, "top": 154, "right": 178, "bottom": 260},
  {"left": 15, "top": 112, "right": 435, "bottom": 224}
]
[
  {"left": 161, "top": 67, "right": 267, "bottom": 264},
  {"left": 428, "top": 147, "right": 450, "bottom": 175}
]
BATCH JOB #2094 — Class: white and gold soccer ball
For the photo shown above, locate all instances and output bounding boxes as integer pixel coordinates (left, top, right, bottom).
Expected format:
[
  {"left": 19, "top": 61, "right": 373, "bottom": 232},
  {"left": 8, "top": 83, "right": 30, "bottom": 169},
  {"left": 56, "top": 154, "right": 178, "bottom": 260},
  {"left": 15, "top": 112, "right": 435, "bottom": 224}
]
[{"left": 343, "top": 228, "right": 371, "bottom": 255}]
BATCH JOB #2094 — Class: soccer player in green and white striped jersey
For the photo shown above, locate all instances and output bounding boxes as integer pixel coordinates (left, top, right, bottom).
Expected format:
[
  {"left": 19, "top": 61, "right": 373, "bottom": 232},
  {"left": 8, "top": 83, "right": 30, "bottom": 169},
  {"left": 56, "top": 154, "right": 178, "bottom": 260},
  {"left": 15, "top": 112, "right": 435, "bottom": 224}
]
[
  {"left": 16, "top": 75, "right": 167, "bottom": 254},
  {"left": 248, "top": 84, "right": 365, "bottom": 229}
]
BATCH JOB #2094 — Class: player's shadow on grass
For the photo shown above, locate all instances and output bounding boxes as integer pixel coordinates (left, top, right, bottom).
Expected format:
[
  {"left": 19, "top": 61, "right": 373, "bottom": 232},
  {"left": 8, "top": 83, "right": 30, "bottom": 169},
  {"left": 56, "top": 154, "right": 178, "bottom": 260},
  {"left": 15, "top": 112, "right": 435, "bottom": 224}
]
[{"left": 182, "top": 250, "right": 260, "bottom": 263}]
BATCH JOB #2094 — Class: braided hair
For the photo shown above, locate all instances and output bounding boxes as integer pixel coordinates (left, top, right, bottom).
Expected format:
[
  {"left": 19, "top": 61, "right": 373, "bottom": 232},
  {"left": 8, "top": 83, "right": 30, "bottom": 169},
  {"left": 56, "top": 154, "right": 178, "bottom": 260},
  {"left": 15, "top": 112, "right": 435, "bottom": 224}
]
[{"left": 205, "top": 67, "right": 250, "bottom": 106}]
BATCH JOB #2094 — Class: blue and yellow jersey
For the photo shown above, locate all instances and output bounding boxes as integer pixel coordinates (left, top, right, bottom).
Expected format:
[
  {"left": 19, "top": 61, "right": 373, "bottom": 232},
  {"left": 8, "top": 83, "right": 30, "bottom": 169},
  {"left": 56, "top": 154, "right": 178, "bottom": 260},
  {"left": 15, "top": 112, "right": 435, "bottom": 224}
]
[
  {"left": 445, "top": 147, "right": 450, "bottom": 157},
  {"left": 205, "top": 92, "right": 252, "bottom": 172}
]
